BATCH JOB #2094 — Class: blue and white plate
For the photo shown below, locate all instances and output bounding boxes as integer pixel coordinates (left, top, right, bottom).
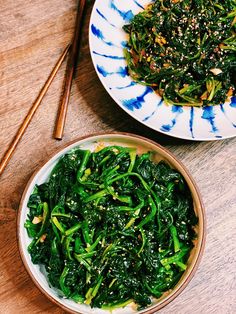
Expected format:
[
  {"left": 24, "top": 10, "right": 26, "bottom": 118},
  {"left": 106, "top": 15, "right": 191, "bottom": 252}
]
[{"left": 89, "top": 0, "right": 236, "bottom": 141}]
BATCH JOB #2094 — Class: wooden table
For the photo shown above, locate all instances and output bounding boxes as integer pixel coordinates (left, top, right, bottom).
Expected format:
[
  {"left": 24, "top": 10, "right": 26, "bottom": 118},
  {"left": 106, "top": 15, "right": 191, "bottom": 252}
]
[{"left": 0, "top": 1, "right": 235, "bottom": 313}]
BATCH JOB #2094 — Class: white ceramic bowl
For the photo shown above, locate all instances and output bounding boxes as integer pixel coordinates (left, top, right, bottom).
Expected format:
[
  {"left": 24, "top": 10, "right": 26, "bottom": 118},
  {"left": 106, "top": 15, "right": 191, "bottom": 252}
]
[
  {"left": 89, "top": 0, "right": 236, "bottom": 140},
  {"left": 18, "top": 133, "right": 205, "bottom": 313}
]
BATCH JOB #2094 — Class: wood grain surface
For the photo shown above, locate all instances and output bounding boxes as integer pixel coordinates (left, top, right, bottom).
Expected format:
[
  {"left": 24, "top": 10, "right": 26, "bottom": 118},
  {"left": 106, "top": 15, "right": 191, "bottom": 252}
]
[{"left": 0, "top": 1, "right": 235, "bottom": 314}]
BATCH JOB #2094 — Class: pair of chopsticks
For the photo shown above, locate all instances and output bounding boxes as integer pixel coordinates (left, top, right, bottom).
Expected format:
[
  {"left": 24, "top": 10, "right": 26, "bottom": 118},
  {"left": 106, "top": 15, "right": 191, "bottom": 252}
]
[{"left": 0, "top": 0, "right": 86, "bottom": 176}]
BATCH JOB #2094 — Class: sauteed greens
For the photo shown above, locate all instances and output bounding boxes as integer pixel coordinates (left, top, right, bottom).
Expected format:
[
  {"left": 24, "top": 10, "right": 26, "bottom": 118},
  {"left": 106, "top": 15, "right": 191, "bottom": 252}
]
[
  {"left": 25, "top": 145, "right": 197, "bottom": 310},
  {"left": 123, "top": 0, "right": 236, "bottom": 106}
]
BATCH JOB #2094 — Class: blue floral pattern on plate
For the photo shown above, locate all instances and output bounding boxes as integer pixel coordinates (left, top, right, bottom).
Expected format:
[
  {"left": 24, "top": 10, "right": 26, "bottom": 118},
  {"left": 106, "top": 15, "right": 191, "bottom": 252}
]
[{"left": 89, "top": 0, "right": 236, "bottom": 141}]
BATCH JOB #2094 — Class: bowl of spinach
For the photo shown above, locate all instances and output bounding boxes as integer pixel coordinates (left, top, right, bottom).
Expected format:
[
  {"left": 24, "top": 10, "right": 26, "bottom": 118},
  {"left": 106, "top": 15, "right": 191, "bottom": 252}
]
[
  {"left": 89, "top": 0, "right": 236, "bottom": 140},
  {"left": 18, "top": 133, "right": 205, "bottom": 313}
]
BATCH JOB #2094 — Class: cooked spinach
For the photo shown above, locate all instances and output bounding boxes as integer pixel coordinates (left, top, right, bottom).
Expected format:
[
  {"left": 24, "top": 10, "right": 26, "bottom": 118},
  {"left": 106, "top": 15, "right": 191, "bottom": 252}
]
[
  {"left": 123, "top": 0, "right": 236, "bottom": 106},
  {"left": 25, "top": 146, "right": 197, "bottom": 310}
]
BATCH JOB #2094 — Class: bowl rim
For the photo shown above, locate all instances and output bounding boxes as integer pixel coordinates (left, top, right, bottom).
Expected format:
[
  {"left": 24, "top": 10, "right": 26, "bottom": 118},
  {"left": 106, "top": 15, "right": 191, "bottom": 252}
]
[{"left": 17, "top": 132, "right": 206, "bottom": 314}]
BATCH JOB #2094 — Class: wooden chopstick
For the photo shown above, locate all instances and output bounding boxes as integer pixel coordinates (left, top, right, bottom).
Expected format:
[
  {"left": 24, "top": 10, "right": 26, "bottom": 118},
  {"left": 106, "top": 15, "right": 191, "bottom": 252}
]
[
  {"left": 54, "top": 0, "right": 86, "bottom": 140},
  {"left": 0, "top": 45, "right": 70, "bottom": 177}
]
